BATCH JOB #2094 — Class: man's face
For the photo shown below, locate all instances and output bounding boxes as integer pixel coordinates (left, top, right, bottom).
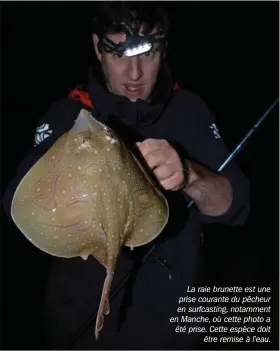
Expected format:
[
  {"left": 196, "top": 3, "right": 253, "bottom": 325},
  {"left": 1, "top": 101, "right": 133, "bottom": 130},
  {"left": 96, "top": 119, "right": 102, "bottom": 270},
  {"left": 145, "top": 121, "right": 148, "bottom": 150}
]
[{"left": 93, "top": 27, "right": 165, "bottom": 102}]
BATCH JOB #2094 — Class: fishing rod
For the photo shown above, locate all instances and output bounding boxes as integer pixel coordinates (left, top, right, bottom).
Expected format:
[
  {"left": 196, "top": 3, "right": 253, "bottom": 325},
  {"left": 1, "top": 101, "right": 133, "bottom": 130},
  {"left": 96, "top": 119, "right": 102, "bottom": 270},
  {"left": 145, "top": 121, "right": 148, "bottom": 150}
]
[
  {"left": 70, "top": 97, "right": 279, "bottom": 347},
  {"left": 187, "top": 97, "right": 279, "bottom": 209}
]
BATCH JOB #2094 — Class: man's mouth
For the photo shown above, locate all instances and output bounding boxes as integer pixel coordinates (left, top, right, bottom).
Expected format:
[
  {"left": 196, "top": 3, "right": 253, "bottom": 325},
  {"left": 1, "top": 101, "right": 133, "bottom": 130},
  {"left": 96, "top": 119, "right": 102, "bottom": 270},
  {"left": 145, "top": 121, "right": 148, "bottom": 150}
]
[{"left": 123, "top": 84, "right": 143, "bottom": 96}]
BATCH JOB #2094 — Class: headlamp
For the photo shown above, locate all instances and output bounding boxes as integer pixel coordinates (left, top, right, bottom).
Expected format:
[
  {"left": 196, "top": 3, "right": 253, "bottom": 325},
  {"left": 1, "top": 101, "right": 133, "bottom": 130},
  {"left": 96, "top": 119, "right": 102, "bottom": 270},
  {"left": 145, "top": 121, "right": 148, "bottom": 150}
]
[
  {"left": 124, "top": 43, "right": 152, "bottom": 57},
  {"left": 100, "top": 21, "right": 167, "bottom": 57}
]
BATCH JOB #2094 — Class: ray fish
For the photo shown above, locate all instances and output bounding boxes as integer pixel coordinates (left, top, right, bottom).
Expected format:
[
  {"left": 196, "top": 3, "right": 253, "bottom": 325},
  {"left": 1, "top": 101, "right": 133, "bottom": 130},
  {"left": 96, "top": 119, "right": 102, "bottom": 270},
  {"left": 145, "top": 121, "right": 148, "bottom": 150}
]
[{"left": 11, "top": 109, "right": 169, "bottom": 339}]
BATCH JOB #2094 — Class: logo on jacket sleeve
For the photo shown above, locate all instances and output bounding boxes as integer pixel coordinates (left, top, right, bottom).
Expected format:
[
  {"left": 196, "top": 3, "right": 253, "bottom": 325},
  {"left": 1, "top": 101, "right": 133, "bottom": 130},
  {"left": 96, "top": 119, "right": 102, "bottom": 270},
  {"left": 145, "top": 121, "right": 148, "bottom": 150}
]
[
  {"left": 209, "top": 123, "right": 221, "bottom": 139},
  {"left": 34, "top": 123, "right": 53, "bottom": 147}
]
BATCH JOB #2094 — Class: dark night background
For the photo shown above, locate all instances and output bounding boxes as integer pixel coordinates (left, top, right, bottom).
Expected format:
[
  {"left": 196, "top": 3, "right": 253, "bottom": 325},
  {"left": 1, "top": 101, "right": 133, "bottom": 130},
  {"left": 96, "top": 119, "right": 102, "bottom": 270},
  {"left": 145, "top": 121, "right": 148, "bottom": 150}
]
[{"left": 1, "top": 1, "right": 279, "bottom": 350}]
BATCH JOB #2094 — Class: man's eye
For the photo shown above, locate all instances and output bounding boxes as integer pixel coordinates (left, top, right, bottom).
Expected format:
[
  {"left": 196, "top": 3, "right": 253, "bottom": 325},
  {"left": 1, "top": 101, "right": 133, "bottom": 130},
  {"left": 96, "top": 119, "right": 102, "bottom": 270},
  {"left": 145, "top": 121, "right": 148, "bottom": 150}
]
[
  {"left": 143, "top": 50, "right": 154, "bottom": 57},
  {"left": 113, "top": 52, "right": 124, "bottom": 58}
]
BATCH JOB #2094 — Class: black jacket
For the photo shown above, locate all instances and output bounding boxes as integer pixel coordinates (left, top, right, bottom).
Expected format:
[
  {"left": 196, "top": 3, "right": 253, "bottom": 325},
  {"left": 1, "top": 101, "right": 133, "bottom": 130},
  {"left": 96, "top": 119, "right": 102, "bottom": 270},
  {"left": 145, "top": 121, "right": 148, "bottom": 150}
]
[{"left": 2, "top": 64, "right": 250, "bottom": 349}]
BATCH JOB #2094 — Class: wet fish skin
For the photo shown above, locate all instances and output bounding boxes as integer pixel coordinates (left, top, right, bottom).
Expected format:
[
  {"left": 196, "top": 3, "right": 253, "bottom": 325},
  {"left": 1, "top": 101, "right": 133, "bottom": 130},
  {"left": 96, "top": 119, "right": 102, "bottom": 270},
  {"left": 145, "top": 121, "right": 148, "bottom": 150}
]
[{"left": 11, "top": 109, "right": 169, "bottom": 339}]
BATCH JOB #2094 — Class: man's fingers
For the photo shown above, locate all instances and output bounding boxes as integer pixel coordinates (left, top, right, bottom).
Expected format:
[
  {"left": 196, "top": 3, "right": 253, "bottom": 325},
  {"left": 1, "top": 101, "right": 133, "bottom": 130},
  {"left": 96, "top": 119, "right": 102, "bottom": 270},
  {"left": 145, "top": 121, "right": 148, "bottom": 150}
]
[
  {"left": 143, "top": 149, "right": 169, "bottom": 170},
  {"left": 160, "top": 171, "right": 185, "bottom": 191},
  {"left": 136, "top": 139, "right": 169, "bottom": 157},
  {"left": 135, "top": 138, "right": 186, "bottom": 190},
  {"left": 153, "top": 164, "right": 174, "bottom": 181}
]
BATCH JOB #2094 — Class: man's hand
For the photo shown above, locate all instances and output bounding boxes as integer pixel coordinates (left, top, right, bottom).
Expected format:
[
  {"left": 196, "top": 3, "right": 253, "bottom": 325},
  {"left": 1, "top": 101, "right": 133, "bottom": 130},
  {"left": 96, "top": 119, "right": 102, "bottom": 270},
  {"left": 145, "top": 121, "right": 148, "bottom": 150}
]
[
  {"left": 136, "top": 138, "right": 233, "bottom": 217},
  {"left": 136, "top": 139, "right": 186, "bottom": 191}
]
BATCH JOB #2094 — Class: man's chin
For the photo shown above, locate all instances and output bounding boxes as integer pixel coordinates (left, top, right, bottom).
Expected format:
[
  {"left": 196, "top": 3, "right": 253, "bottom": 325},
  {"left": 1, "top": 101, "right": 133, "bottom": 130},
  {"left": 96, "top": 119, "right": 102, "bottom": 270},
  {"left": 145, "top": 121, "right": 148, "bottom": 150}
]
[
  {"left": 112, "top": 88, "right": 150, "bottom": 103},
  {"left": 128, "top": 96, "right": 140, "bottom": 103},
  {"left": 127, "top": 92, "right": 151, "bottom": 103}
]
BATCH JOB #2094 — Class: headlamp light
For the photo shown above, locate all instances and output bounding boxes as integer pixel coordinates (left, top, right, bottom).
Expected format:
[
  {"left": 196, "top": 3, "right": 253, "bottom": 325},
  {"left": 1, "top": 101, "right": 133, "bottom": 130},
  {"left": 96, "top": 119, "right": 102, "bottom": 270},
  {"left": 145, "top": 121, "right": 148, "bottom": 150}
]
[
  {"left": 124, "top": 42, "right": 152, "bottom": 57},
  {"left": 100, "top": 21, "right": 166, "bottom": 57}
]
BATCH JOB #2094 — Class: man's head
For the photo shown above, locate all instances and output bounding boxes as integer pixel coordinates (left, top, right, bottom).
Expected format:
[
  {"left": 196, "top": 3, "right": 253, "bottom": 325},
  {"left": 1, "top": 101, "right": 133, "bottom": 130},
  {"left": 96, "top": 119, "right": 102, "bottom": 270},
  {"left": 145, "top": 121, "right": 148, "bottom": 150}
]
[{"left": 92, "top": 2, "right": 169, "bottom": 102}]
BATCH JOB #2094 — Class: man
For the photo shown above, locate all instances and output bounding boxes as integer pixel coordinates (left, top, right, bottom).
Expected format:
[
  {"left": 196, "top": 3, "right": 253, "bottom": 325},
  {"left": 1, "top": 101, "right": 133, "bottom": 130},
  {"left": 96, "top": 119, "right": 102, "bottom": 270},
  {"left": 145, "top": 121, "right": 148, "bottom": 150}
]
[{"left": 2, "top": 2, "right": 250, "bottom": 349}]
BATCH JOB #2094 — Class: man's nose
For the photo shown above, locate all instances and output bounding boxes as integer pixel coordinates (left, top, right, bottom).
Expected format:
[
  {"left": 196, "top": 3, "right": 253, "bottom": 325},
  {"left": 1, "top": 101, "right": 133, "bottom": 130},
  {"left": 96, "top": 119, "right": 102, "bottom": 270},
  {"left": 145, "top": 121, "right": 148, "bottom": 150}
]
[{"left": 126, "top": 56, "right": 143, "bottom": 81}]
